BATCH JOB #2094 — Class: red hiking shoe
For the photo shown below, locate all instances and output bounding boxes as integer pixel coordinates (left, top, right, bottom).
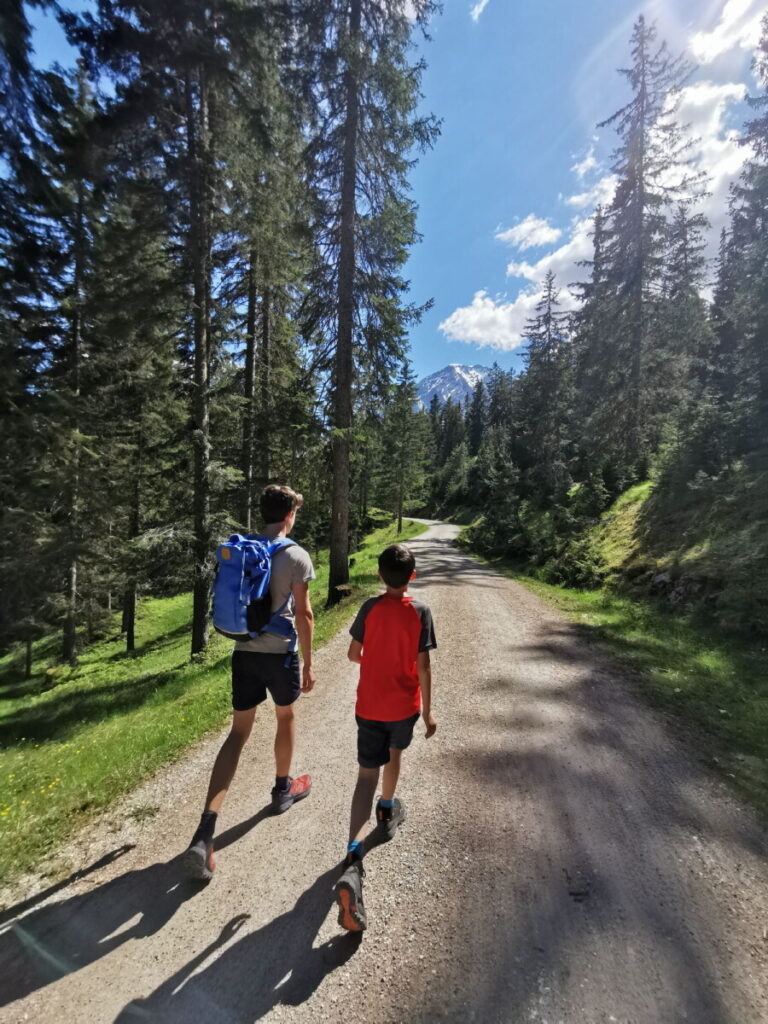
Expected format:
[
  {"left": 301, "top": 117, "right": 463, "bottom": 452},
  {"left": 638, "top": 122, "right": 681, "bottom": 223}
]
[{"left": 271, "top": 773, "right": 312, "bottom": 814}]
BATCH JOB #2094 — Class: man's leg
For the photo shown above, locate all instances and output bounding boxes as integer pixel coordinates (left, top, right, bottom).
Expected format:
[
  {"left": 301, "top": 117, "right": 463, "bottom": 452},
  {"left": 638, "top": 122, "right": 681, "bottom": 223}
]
[
  {"left": 270, "top": 698, "right": 312, "bottom": 813},
  {"left": 274, "top": 702, "right": 295, "bottom": 778},
  {"left": 184, "top": 707, "right": 256, "bottom": 880},
  {"left": 204, "top": 708, "right": 257, "bottom": 812}
]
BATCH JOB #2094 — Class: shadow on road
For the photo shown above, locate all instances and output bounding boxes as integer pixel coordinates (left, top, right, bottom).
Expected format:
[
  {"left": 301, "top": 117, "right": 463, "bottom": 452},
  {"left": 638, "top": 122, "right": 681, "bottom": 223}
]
[
  {"left": 114, "top": 865, "right": 361, "bottom": 1023},
  {"left": 0, "top": 853, "right": 203, "bottom": 1008},
  {"left": 435, "top": 616, "right": 766, "bottom": 1023}
]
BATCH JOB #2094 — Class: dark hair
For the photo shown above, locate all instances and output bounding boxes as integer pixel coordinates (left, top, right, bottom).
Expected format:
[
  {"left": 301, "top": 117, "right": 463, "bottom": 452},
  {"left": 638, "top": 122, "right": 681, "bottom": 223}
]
[
  {"left": 260, "top": 484, "right": 303, "bottom": 525},
  {"left": 378, "top": 544, "right": 415, "bottom": 588}
]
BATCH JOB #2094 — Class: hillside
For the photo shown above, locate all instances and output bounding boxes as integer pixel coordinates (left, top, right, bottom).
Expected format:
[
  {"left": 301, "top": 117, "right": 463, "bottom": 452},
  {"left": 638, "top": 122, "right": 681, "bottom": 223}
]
[{"left": 581, "top": 459, "right": 768, "bottom": 635}]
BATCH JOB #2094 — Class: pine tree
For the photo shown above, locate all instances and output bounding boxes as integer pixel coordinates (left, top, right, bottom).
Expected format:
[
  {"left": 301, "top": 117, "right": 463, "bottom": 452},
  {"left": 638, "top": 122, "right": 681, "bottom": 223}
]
[
  {"left": 597, "top": 16, "right": 702, "bottom": 477},
  {"left": 467, "top": 378, "right": 487, "bottom": 456},
  {"left": 303, "top": 0, "right": 439, "bottom": 605},
  {"left": 516, "top": 271, "right": 572, "bottom": 506}
]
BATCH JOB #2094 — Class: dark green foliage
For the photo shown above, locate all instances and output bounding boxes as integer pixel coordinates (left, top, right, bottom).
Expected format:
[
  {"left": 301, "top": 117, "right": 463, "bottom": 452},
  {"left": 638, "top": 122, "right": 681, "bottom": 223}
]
[{"left": 0, "top": 2, "right": 435, "bottom": 664}]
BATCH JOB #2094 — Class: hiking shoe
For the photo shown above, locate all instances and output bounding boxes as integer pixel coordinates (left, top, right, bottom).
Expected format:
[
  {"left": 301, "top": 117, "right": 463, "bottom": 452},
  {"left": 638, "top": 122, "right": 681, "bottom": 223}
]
[
  {"left": 271, "top": 773, "right": 312, "bottom": 815},
  {"left": 183, "top": 835, "right": 215, "bottom": 881},
  {"left": 335, "top": 860, "right": 367, "bottom": 933},
  {"left": 375, "top": 797, "right": 406, "bottom": 842}
]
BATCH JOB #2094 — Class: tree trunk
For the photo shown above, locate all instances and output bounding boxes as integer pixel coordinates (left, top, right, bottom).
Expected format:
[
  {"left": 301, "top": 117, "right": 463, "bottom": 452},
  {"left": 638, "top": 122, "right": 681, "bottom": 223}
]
[
  {"left": 242, "top": 249, "right": 257, "bottom": 530},
  {"left": 187, "top": 65, "right": 212, "bottom": 657},
  {"left": 328, "top": 0, "right": 361, "bottom": 607},
  {"left": 258, "top": 285, "right": 271, "bottom": 488},
  {"left": 62, "top": 172, "right": 86, "bottom": 667},
  {"left": 123, "top": 425, "right": 142, "bottom": 653}
]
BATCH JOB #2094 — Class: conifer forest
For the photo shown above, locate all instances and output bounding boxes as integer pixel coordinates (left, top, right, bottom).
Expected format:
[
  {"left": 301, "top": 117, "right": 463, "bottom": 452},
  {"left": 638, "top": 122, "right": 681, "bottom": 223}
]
[{"left": 2, "top": 4, "right": 768, "bottom": 674}]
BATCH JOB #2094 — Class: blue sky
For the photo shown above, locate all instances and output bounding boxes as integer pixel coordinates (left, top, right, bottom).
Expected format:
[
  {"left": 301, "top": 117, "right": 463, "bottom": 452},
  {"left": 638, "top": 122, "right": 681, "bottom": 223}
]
[{"left": 28, "top": 0, "right": 764, "bottom": 381}]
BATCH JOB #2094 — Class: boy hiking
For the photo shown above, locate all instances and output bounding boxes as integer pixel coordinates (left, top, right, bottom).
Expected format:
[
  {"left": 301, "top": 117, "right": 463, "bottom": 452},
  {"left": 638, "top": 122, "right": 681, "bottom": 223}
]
[
  {"left": 184, "top": 485, "right": 316, "bottom": 880},
  {"left": 335, "top": 543, "right": 437, "bottom": 932}
]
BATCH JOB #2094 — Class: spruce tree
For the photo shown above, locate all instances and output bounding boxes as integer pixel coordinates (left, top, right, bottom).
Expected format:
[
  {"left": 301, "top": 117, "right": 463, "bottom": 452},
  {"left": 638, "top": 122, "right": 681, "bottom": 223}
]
[
  {"left": 303, "top": 0, "right": 439, "bottom": 605},
  {"left": 598, "top": 16, "right": 702, "bottom": 478}
]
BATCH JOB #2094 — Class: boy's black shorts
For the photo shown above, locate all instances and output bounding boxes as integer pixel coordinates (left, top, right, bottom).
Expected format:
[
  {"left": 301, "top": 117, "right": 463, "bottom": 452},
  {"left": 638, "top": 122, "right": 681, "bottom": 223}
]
[
  {"left": 231, "top": 651, "right": 300, "bottom": 711},
  {"left": 355, "top": 713, "right": 420, "bottom": 769}
]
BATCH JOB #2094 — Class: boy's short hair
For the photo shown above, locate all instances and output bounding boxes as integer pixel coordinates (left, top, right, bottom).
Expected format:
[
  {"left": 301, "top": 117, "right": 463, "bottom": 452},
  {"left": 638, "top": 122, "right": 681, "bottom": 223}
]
[
  {"left": 260, "top": 484, "right": 303, "bottom": 525},
  {"left": 378, "top": 544, "right": 415, "bottom": 588}
]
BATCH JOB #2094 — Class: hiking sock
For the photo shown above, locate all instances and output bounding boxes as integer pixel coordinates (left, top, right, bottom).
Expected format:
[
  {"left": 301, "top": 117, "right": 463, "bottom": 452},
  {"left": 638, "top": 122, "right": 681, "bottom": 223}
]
[
  {"left": 378, "top": 798, "right": 394, "bottom": 809},
  {"left": 275, "top": 775, "right": 291, "bottom": 793},
  {"left": 197, "top": 810, "right": 217, "bottom": 842},
  {"left": 347, "top": 840, "right": 363, "bottom": 861}
]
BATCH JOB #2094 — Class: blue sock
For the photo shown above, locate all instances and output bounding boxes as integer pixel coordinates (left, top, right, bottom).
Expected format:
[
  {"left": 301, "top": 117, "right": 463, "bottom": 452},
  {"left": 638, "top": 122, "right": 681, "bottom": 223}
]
[
  {"left": 347, "top": 840, "right": 363, "bottom": 860},
  {"left": 378, "top": 797, "right": 394, "bottom": 809},
  {"left": 275, "top": 775, "right": 290, "bottom": 792}
]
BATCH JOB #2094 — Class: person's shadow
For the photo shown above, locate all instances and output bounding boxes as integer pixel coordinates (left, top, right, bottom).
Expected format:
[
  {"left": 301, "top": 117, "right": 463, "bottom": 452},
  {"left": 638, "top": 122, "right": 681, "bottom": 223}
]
[
  {"left": 0, "top": 849, "right": 202, "bottom": 1008},
  {"left": 0, "top": 806, "right": 274, "bottom": 1009},
  {"left": 114, "top": 864, "right": 362, "bottom": 1023}
]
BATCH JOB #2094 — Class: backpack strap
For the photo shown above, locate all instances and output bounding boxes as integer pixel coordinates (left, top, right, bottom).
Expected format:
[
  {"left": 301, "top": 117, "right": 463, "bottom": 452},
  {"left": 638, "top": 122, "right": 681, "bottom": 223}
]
[{"left": 252, "top": 536, "right": 300, "bottom": 658}]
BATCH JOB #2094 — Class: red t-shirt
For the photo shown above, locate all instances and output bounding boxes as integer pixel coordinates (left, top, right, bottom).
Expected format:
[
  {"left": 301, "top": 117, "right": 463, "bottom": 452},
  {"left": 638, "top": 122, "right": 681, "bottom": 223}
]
[{"left": 349, "top": 593, "right": 437, "bottom": 721}]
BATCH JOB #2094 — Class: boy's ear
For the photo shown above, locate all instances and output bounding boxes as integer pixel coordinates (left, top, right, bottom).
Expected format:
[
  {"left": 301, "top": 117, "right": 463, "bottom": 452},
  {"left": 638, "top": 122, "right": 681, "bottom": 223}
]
[
  {"left": 410, "top": 570, "right": 416, "bottom": 581},
  {"left": 377, "top": 570, "right": 383, "bottom": 581}
]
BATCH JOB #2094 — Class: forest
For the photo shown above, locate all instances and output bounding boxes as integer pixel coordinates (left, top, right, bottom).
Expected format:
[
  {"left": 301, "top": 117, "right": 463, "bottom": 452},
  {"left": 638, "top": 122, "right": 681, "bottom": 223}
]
[
  {"left": 2, "top": 4, "right": 767, "bottom": 677},
  {"left": 0, "top": 0, "right": 436, "bottom": 672}
]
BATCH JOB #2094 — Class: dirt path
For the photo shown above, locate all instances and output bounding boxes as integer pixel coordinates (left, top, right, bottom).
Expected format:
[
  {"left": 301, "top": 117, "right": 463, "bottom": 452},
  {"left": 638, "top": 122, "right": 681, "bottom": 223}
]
[{"left": 1, "top": 522, "right": 767, "bottom": 1023}]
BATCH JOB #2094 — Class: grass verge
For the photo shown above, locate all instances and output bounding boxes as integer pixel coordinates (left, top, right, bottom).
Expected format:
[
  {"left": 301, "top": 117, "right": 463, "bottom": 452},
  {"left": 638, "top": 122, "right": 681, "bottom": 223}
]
[
  {"left": 465, "top": 545, "right": 768, "bottom": 819},
  {"left": 0, "top": 519, "right": 426, "bottom": 888}
]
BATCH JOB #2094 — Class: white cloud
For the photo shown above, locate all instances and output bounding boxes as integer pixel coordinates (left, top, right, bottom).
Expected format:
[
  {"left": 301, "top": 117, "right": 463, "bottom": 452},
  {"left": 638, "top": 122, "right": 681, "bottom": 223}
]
[
  {"left": 470, "top": 0, "right": 492, "bottom": 23},
  {"left": 506, "top": 217, "right": 594, "bottom": 292},
  {"left": 496, "top": 214, "right": 562, "bottom": 250},
  {"left": 565, "top": 174, "right": 618, "bottom": 209},
  {"left": 440, "top": 0, "right": 759, "bottom": 352},
  {"left": 691, "top": 0, "right": 764, "bottom": 64},
  {"left": 571, "top": 144, "right": 598, "bottom": 180},
  {"left": 439, "top": 290, "right": 539, "bottom": 351}
]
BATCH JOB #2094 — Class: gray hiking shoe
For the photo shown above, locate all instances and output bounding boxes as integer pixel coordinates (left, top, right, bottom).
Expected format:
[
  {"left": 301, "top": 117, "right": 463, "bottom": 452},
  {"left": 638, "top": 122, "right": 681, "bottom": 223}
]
[
  {"left": 335, "top": 859, "right": 367, "bottom": 932},
  {"left": 183, "top": 835, "right": 215, "bottom": 881},
  {"left": 375, "top": 797, "right": 406, "bottom": 842}
]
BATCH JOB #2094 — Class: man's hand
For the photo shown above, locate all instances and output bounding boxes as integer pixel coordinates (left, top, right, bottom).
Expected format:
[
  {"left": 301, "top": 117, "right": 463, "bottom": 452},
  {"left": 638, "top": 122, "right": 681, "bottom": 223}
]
[
  {"left": 302, "top": 662, "right": 316, "bottom": 693},
  {"left": 423, "top": 711, "right": 437, "bottom": 738}
]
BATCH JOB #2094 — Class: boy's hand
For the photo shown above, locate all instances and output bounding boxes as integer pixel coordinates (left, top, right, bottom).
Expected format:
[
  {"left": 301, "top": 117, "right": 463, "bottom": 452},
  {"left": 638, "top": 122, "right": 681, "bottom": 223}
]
[
  {"left": 302, "top": 663, "right": 316, "bottom": 692},
  {"left": 423, "top": 711, "right": 437, "bottom": 738}
]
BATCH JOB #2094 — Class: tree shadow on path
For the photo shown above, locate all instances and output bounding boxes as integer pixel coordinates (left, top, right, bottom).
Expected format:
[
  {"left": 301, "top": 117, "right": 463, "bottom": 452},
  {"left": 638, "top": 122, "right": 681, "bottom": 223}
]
[{"left": 114, "top": 865, "right": 361, "bottom": 1023}]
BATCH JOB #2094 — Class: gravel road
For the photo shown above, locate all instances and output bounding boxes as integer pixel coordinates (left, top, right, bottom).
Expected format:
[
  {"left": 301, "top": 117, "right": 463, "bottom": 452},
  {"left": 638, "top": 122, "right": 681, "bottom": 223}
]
[{"left": 1, "top": 521, "right": 767, "bottom": 1024}]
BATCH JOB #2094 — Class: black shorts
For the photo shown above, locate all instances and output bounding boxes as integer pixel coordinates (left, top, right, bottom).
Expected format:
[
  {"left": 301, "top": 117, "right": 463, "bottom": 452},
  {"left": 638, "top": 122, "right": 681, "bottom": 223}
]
[
  {"left": 231, "top": 651, "right": 300, "bottom": 711},
  {"left": 356, "top": 713, "right": 420, "bottom": 769}
]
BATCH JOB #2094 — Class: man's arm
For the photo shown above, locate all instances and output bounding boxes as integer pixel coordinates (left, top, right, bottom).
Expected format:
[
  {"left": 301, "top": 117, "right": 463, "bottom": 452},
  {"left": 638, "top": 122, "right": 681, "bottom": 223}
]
[
  {"left": 418, "top": 651, "right": 436, "bottom": 738},
  {"left": 348, "top": 639, "right": 363, "bottom": 664},
  {"left": 292, "top": 581, "right": 315, "bottom": 692}
]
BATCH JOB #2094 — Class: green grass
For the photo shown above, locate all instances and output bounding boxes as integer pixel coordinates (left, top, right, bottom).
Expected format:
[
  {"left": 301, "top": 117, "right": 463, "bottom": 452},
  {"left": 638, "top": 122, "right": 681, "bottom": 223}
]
[
  {"left": 0, "top": 518, "right": 426, "bottom": 887},
  {"left": 467, "top": 545, "right": 768, "bottom": 818}
]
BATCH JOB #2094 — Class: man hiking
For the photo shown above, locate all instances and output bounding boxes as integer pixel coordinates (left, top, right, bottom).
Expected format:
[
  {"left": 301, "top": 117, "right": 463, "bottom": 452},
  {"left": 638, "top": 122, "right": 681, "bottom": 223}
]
[{"left": 184, "top": 484, "right": 316, "bottom": 880}]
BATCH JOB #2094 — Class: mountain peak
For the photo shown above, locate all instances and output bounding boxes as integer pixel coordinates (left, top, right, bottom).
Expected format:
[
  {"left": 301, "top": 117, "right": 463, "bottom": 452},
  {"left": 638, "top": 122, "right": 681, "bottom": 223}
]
[{"left": 415, "top": 363, "right": 491, "bottom": 409}]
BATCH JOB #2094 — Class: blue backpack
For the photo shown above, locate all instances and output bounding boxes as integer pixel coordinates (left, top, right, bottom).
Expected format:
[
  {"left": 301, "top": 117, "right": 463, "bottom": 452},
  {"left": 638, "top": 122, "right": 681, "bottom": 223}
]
[{"left": 211, "top": 534, "right": 297, "bottom": 644}]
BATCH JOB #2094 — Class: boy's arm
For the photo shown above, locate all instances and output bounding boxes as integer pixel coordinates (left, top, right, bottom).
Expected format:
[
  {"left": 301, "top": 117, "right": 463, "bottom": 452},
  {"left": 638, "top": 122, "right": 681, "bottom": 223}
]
[
  {"left": 418, "top": 651, "right": 436, "bottom": 738},
  {"left": 347, "top": 639, "right": 363, "bottom": 664},
  {"left": 292, "top": 581, "right": 315, "bottom": 692}
]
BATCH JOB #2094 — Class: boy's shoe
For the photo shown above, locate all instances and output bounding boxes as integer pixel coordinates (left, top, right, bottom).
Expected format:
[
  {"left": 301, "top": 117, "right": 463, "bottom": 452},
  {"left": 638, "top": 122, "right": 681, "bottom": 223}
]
[
  {"left": 271, "top": 773, "right": 312, "bottom": 815},
  {"left": 375, "top": 797, "right": 406, "bottom": 842},
  {"left": 183, "top": 834, "right": 216, "bottom": 881},
  {"left": 335, "top": 859, "right": 367, "bottom": 933}
]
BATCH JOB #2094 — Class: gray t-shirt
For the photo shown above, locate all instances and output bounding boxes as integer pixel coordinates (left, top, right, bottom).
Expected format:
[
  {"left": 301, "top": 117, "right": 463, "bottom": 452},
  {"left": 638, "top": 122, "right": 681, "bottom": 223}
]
[{"left": 234, "top": 542, "right": 315, "bottom": 654}]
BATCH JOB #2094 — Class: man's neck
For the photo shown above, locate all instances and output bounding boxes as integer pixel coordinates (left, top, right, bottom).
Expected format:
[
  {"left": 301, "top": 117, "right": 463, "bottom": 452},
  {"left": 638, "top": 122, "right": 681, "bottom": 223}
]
[{"left": 262, "top": 523, "right": 288, "bottom": 540}]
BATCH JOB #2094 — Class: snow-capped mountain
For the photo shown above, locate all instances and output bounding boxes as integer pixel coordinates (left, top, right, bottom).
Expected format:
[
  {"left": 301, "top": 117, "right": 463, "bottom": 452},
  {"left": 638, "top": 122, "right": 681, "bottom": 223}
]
[{"left": 415, "top": 364, "right": 491, "bottom": 409}]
